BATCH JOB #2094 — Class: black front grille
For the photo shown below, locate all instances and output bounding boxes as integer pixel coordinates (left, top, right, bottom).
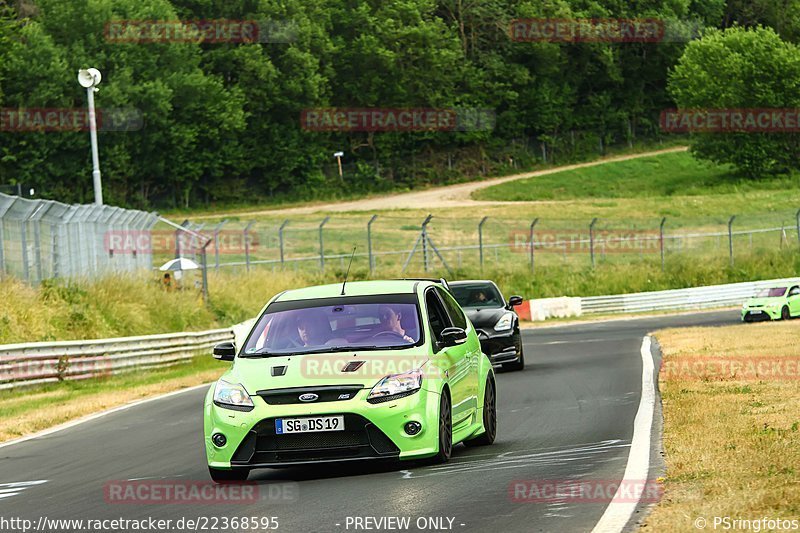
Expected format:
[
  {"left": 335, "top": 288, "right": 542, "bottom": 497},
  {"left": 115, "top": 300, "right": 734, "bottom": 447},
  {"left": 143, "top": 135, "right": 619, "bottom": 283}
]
[
  {"left": 366, "top": 390, "right": 418, "bottom": 404},
  {"left": 256, "top": 385, "right": 364, "bottom": 405},
  {"left": 258, "top": 431, "right": 364, "bottom": 450},
  {"left": 231, "top": 413, "right": 400, "bottom": 465}
]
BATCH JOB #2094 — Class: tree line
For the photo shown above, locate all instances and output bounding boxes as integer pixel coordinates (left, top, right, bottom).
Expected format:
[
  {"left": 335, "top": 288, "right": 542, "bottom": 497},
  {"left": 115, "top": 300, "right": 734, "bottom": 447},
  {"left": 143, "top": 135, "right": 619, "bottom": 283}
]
[{"left": 0, "top": 0, "right": 798, "bottom": 209}]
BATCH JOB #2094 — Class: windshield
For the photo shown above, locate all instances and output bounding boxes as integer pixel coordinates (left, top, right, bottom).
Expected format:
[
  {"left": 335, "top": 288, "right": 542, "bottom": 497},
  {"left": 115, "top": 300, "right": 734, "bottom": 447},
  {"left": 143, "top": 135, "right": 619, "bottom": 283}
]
[
  {"left": 755, "top": 287, "right": 787, "bottom": 298},
  {"left": 242, "top": 299, "right": 421, "bottom": 356},
  {"left": 450, "top": 283, "right": 504, "bottom": 309}
]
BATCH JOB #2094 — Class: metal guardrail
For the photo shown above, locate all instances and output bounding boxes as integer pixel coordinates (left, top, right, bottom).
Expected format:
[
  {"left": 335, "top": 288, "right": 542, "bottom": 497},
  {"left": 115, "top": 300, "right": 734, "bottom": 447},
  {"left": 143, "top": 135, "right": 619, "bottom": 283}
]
[
  {"left": 580, "top": 277, "right": 800, "bottom": 314},
  {"left": 0, "top": 328, "right": 234, "bottom": 390},
  {"left": 2, "top": 276, "right": 798, "bottom": 388}
]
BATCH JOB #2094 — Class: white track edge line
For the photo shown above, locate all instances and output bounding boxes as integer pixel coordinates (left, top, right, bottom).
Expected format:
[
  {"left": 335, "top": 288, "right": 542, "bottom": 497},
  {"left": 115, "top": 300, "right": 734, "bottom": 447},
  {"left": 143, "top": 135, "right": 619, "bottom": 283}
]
[
  {"left": 591, "top": 335, "right": 656, "bottom": 533},
  {"left": 0, "top": 382, "right": 211, "bottom": 450}
]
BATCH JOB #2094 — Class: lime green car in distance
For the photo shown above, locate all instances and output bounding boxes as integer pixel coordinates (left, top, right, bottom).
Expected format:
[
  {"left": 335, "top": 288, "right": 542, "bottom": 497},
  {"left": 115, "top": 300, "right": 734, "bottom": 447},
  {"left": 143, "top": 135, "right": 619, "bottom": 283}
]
[
  {"left": 741, "top": 284, "right": 800, "bottom": 322},
  {"left": 204, "top": 279, "right": 497, "bottom": 482}
]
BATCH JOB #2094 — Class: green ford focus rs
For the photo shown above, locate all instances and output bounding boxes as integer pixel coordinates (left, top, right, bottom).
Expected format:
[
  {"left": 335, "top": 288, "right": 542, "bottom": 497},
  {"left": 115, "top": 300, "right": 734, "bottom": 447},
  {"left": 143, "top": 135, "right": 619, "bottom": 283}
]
[
  {"left": 741, "top": 283, "right": 800, "bottom": 322},
  {"left": 204, "top": 279, "right": 497, "bottom": 482}
]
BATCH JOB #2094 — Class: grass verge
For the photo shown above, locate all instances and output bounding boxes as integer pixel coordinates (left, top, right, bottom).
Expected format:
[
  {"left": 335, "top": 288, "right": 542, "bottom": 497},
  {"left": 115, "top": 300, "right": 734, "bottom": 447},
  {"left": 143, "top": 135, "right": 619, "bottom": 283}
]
[
  {"left": 644, "top": 321, "right": 800, "bottom": 530},
  {"left": 474, "top": 150, "right": 800, "bottom": 202},
  {"left": 0, "top": 355, "right": 227, "bottom": 443},
  {"left": 2, "top": 249, "right": 798, "bottom": 344}
]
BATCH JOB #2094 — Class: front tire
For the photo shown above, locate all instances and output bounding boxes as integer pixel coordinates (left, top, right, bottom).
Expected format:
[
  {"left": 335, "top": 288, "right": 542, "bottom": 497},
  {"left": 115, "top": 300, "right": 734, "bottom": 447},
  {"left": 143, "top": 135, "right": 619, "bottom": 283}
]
[
  {"left": 432, "top": 392, "right": 452, "bottom": 463},
  {"left": 464, "top": 376, "right": 496, "bottom": 447},
  {"left": 208, "top": 467, "right": 250, "bottom": 483},
  {"left": 781, "top": 306, "right": 791, "bottom": 321}
]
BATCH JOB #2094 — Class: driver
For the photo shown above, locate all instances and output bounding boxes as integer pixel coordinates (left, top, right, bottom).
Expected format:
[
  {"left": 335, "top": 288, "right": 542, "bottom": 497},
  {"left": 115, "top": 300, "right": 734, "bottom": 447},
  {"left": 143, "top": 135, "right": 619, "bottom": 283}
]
[
  {"left": 469, "top": 290, "right": 488, "bottom": 305},
  {"left": 378, "top": 305, "right": 414, "bottom": 343},
  {"left": 296, "top": 312, "right": 330, "bottom": 347}
]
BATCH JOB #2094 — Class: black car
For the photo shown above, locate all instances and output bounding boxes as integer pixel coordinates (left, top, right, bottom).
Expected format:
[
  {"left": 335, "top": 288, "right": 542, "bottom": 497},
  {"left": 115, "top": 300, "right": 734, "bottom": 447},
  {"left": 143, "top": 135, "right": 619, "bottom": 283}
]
[{"left": 449, "top": 280, "right": 525, "bottom": 371}]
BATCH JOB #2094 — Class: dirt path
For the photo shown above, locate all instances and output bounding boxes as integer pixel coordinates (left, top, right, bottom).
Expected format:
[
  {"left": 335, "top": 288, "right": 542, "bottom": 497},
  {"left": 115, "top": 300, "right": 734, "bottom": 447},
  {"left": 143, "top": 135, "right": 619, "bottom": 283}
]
[{"left": 194, "top": 146, "right": 688, "bottom": 219}]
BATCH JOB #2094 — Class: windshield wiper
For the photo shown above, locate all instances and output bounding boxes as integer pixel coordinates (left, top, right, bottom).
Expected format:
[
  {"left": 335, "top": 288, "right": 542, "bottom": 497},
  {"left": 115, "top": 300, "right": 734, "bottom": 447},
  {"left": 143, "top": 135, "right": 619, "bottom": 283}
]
[
  {"left": 241, "top": 344, "right": 416, "bottom": 358},
  {"left": 239, "top": 350, "right": 279, "bottom": 358}
]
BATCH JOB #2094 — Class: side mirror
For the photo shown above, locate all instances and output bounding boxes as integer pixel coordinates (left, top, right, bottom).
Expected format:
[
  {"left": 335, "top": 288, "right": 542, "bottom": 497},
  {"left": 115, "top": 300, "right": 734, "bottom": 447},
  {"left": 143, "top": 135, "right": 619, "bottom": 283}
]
[
  {"left": 439, "top": 327, "right": 468, "bottom": 349},
  {"left": 507, "top": 295, "right": 524, "bottom": 308},
  {"left": 213, "top": 341, "right": 236, "bottom": 361}
]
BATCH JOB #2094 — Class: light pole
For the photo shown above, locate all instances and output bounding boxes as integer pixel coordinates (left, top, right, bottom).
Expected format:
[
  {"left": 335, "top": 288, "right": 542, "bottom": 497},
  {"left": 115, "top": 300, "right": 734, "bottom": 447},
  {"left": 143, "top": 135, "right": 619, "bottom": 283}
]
[{"left": 78, "top": 68, "right": 103, "bottom": 205}]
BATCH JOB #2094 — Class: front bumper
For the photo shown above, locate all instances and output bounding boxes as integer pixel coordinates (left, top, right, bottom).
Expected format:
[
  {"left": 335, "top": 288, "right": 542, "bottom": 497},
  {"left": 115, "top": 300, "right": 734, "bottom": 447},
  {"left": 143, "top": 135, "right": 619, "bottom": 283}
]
[
  {"left": 477, "top": 329, "right": 522, "bottom": 364},
  {"left": 742, "top": 308, "right": 780, "bottom": 321},
  {"left": 204, "top": 385, "right": 441, "bottom": 469}
]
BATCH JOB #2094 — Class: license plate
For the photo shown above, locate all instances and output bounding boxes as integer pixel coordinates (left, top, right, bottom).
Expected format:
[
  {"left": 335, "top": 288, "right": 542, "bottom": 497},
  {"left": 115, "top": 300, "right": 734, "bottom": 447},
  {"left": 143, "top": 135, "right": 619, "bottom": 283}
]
[{"left": 275, "top": 415, "right": 344, "bottom": 434}]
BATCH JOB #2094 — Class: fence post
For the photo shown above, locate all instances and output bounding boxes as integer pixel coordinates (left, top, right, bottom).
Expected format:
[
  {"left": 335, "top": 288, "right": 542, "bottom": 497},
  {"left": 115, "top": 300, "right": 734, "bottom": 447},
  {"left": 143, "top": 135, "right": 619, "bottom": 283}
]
[
  {"left": 659, "top": 217, "right": 667, "bottom": 271},
  {"left": 728, "top": 215, "right": 736, "bottom": 267},
  {"left": 421, "top": 215, "right": 433, "bottom": 272},
  {"left": 200, "top": 237, "right": 211, "bottom": 303},
  {"left": 478, "top": 216, "right": 489, "bottom": 270},
  {"left": 243, "top": 221, "right": 255, "bottom": 272},
  {"left": 319, "top": 216, "right": 330, "bottom": 270},
  {"left": 213, "top": 220, "right": 228, "bottom": 272},
  {"left": 33, "top": 219, "right": 43, "bottom": 283},
  {"left": 589, "top": 218, "right": 598, "bottom": 268},
  {"left": 278, "top": 220, "right": 289, "bottom": 266},
  {"left": 367, "top": 215, "right": 378, "bottom": 274},
  {"left": 529, "top": 218, "right": 539, "bottom": 273},
  {"left": 20, "top": 216, "right": 30, "bottom": 281},
  {"left": 796, "top": 209, "right": 800, "bottom": 250},
  {"left": 0, "top": 218, "right": 4, "bottom": 277},
  {"left": 175, "top": 219, "right": 189, "bottom": 258}
]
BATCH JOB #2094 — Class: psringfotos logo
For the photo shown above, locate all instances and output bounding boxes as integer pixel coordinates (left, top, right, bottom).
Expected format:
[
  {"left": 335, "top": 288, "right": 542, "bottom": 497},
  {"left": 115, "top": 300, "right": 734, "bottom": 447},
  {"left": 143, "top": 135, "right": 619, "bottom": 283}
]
[
  {"left": 300, "top": 108, "right": 496, "bottom": 132},
  {"left": 661, "top": 357, "right": 800, "bottom": 381},
  {"left": 509, "top": 479, "right": 663, "bottom": 503}
]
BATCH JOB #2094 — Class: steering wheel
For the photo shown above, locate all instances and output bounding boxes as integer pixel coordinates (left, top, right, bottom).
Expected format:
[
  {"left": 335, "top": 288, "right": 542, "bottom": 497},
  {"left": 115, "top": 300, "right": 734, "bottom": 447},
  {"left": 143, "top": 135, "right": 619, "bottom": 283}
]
[{"left": 371, "top": 330, "right": 407, "bottom": 340}]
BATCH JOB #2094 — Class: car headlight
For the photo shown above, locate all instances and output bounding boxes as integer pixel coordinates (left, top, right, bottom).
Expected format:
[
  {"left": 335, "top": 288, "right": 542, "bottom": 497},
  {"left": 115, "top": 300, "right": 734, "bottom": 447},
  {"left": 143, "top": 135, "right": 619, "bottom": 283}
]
[
  {"left": 213, "top": 380, "right": 254, "bottom": 411},
  {"left": 368, "top": 369, "right": 423, "bottom": 402},
  {"left": 494, "top": 312, "right": 515, "bottom": 332}
]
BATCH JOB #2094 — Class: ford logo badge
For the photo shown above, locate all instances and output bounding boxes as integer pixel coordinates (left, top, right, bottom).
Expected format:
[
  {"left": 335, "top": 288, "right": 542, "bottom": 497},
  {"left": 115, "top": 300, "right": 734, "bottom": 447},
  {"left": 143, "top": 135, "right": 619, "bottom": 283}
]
[{"left": 299, "top": 393, "right": 319, "bottom": 402}]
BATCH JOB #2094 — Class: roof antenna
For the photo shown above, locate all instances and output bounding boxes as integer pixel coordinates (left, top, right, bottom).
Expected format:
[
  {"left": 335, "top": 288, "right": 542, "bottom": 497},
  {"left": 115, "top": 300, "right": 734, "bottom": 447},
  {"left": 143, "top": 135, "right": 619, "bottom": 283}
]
[{"left": 341, "top": 246, "right": 357, "bottom": 295}]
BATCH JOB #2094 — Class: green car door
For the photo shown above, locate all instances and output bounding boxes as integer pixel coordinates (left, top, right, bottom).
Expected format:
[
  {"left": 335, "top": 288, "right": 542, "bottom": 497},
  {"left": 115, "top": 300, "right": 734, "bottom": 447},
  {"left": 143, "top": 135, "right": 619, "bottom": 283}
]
[
  {"left": 424, "top": 288, "right": 474, "bottom": 426},
  {"left": 436, "top": 287, "right": 480, "bottom": 418},
  {"left": 788, "top": 286, "right": 800, "bottom": 316}
]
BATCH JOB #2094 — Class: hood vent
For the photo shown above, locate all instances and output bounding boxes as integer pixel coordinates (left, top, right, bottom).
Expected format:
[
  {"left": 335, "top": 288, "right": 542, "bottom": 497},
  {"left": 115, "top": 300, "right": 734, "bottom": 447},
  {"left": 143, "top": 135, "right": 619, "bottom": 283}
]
[
  {"left": 271, "top": 365, "right": 287, "bottom": 377},
  {"left": 342, "top": 361, "right": 366, "bottom": 373}
]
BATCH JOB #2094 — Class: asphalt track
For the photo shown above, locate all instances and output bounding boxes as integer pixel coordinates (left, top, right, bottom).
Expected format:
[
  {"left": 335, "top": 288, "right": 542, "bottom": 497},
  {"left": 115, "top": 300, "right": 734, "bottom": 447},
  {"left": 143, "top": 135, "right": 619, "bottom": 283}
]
[{"left": 0, "top": 310, "right": 738, "bottom": 533}]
